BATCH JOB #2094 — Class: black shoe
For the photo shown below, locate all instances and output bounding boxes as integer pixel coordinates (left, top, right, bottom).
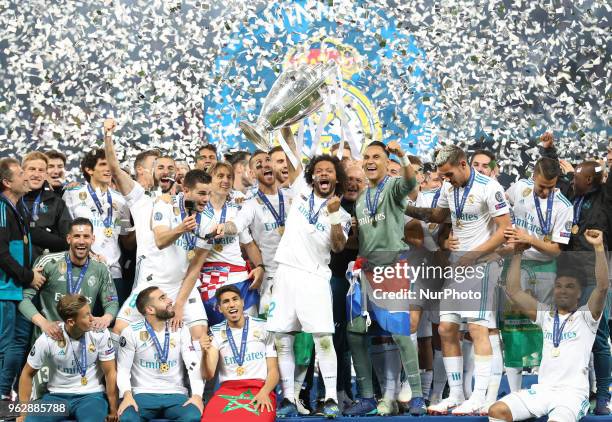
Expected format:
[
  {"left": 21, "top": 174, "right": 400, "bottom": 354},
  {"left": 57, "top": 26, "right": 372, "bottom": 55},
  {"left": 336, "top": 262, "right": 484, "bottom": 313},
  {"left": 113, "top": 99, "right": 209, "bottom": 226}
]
[{"left": 313, "top": 399, "right": 326, "bottom": 416}]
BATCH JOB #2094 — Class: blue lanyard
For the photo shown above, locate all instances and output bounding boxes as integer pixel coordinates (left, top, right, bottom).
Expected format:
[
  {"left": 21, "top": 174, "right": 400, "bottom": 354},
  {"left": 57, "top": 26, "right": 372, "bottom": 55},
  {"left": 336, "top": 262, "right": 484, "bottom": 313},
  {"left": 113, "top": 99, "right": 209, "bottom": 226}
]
[
  {"left": 21, "top": 191, "right": 43, "bottom": 222},
  {"left": 65, "top": 254, "right": 90, "bottom": 295},
  {"left": 69, "top": 332, "right": 88, "bottom": 379},
  {"left": 453, "top": 169, "right": 475, "bottom": 223},
  {"left": 308, "top": 192, "right": 329, "bottom": 225},
  {"left": 144, "top": 320, "right": 170, "bottom": 365},
  {"left": 226, "top": 317, "right": 249, "bottom": 367},
  {"left": 178, "top": 194, "right": 201, "bottom": 249},
  {"left": 206, "top": 202, "right": 227, "bottom": 245},
  {"left": 365, "top": 176, "right": 388, "bottom": 217},
  {"left": 257, "top": 190, "right": 285, "bottom": 227},
  {"left": 0, "top": 193, "right": 26, "bottom": 233},
  {"left": 573, "top": 196, "right": 585, "bottom": 225},
  {"left": 533, "top": 189, "right": 555, "bottom": 236},
  {"left": 86, "top": 184, "right": 113, "bottom": 228},
  {"left": 431, "top": 189, "right": 441, "bottom": 207},
  {"left": 553, "top": 309, "right": 576, "bottom": 348}
]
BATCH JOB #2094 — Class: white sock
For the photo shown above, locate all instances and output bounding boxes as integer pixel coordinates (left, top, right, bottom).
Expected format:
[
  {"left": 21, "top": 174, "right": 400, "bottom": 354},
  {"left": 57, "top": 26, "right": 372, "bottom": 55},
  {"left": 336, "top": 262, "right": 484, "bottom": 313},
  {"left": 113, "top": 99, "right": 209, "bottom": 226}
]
[
  {"left": 313, "top": 334, "right": 337, "bottom": 402},
  {"left": 486, "top": 334, "right": 503, "bottom": 402},
  {"left": 371, "top": 342, "right": 402, "bottom": 400},
  {"left": 505, "top": 367, "right": 522, "bottom": 392},
  {"left": 489, "top": 418, "right": 506, "bottom": 422},
  {"left": 411, "top": 332, "right": 419, "bottom": 358},
  {"left": 421, "top": 369, "right": 433, "bottom": 400},
  {"left": 443, "top": 356, "right": 465, "bottom": 400},
  {"left": 432, "top": 349, "right": 447, "bottom": 399},
  {"left": 462, "top": 340, "right": 474, "bottom": 399},
  {"left": 472, "top": 354, "right": 492, "bottom": 402},
  {"left": 275, "top": 333, "right": 296, "bottom": 401},
  {"left": 294, "top": 364, "right": 309, "bottom": 399}
]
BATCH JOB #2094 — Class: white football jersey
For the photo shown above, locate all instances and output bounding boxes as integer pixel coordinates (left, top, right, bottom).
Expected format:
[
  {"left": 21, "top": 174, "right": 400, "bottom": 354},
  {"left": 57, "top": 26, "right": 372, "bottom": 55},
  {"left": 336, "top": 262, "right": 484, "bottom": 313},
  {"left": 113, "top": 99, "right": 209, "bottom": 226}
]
[
  {"left": 195, "top": 201, "right": 253, "bottom": 267},
  {"left": 274, "top": 176, "right": 351, "bottom": 276},
  {"left": 211, "top": 317, "right": 276, "bottom": 384},
  {"left": 124, "top": 183, "right": 159, "bottom": 288},
  {"left": 27, "top": 325, "right": 115, "bottom": 394},
  {"left": 116, "top": 321, "right": 202, "bottom": 397},
  {"left": 506, "top": 179, "right": 574, "bottom": 261},
  {"left": 63, "top": 184, "right": 132, "bottom": 278},
  {"left": 234, "top": 188, "right": 294, "bottom": 275},
  {"left": 437, "top": 172, "right": 509, "bottom": 253},
  {"left": 535, "top": 303, "right": 599, "bottom": 395},
  {"left": 150, "top": 193, "right": 195, "bottom": 291}
]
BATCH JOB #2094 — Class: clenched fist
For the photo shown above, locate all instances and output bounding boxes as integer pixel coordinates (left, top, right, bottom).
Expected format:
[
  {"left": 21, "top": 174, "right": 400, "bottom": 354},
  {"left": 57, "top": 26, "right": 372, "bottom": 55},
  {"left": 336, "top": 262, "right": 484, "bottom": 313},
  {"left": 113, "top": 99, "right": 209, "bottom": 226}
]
[
  {"left": 104, "top": 118, "right": 116, "bottom": 134},
  {"left": 327, "top": 196, "right": 341, "bottom": 213}
]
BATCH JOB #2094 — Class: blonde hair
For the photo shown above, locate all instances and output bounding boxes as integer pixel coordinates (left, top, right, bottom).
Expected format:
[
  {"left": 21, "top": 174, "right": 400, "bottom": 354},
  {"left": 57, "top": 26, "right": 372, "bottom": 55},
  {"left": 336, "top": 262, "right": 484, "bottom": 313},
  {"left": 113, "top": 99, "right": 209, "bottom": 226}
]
[
  {"left": 22, "top": 151, "right": 48, "bottom": 167},
  {"left": 208, "top": 161, "right": 234, "bottom": 180},
  {"left": 57, "top": 294, "right": 88, "bottom": 322}
]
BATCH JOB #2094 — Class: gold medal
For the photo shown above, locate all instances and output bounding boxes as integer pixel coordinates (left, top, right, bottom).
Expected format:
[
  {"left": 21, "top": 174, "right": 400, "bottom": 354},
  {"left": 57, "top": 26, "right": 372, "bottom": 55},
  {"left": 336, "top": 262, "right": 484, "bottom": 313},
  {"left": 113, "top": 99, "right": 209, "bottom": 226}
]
[
  {"left": 236, "top": 366, "right": 245, "bottom": 376},
  {"left": 455, "top": 220, "right": 462, "bottom": 228},
  {"left": 213, "top": 243, "right": 223, "bottom": 252},
  {"left": 159, "top": 362, "right": 169, "bottom": 373},
  {"left": 571, "top": 224, "right": 579, "bottom": 235},
  {"left": 81, "top": 376, "right": 88, "bottom": 385},
  {"left": 551, "top": 347, "right": 560, "bottom": 357},
  {"left": 278, "top": 226, "right": 285, "bottom": 235},
  {"left": 88, "top": 343, "right": 96, "bottom": 353},
  {"left": 543, "top": 234, "right": 552, "bottom": 243},
  {"left": 173, "top": 207, "right": 180, "bottom": 216},
  {"left": 104, "top": 227, "right": 113, "bottom": 237},
  {"left": 23, "top": 234, "right": 28, "bottom": 244},
  {"left": 187, "top": 250, "right": 195, "bottom": 261}
]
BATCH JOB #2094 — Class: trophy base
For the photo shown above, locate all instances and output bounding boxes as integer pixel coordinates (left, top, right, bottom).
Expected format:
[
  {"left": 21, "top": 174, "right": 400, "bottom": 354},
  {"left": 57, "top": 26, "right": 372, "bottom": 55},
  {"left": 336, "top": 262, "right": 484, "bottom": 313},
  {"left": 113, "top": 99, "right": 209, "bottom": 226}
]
[{"left": 239, "top": 121, "right": 273, "bottom": 151}]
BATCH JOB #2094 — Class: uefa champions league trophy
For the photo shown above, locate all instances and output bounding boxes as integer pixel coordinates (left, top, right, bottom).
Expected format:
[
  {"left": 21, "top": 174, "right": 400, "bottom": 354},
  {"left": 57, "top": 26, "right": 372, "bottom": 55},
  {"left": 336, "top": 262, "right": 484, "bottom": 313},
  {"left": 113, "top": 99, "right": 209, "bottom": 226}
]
[{"left": 239, "top": 61, "right": 337, "bottom": 151}]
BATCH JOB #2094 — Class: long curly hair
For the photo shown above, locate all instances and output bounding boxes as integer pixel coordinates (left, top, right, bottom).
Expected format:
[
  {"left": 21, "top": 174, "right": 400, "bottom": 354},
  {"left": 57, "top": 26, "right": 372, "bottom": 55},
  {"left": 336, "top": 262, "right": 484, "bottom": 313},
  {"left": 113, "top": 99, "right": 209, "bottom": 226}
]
[{"left": 304, "top": 154, "right": 347, "bottom": 196}]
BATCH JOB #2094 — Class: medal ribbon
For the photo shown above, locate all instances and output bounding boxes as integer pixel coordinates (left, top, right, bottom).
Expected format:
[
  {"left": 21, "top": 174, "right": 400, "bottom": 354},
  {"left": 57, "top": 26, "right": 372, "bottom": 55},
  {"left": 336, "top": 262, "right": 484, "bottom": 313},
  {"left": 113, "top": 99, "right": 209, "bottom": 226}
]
[
  {"left": 553, "top": 309, "right": 576, "bottom": 349},
  {"left": 86, "top": 184, "right": 113, "bottom": 229},
  {"left": 65, "top": 253, "right": 90, "bottom": 295},
  {"left": 206, "top": 202, "right": 227, "bottom": 246},
  {"left": 68, "top": 330, "right": 88, "bottom": 380},
  {"left": 453, "top": 169, "right": 475, "bottom": 225},
  {"left": 573, "top": 196, "right": 585, "bottom": 225},
  {"left": 533, "top": 189, "right": 555, "bottom": 237},
  {"left": 308, "top": 192, "right": 329, "bottom": 225},
  {"left": 144, "top": 320, "right": 170, "bottom": 366},
  {"left": 257, "top": 190, "right": 285, "bottom": 228},
  {"left": 21, "top": 190, "right": 43, "bottom": 222},
  {"left": 431, "top": 189, "right": 441, "bottom": 208},
  {"left": 226, "top": 316, "right": 249, "bottom": 367},
  {"left": 365, "top": 176, "right": 388, "bottom": 217},
  {"left": 178, "top": 194, "right": 201, "bottom": 250}
]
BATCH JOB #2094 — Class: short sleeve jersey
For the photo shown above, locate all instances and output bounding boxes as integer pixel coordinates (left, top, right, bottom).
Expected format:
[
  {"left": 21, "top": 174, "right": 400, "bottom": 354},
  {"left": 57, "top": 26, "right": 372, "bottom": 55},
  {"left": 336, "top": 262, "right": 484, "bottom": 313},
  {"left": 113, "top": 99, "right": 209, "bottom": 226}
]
[
  {"left": 273, "top": 176, "right": 351, "bottom": 276},
  {"left": 63, "top": 184, "right": 131, "bottom": 278},
  {"left": 436, "top": 172, "right": 509, "bottom": 252},
  {"left": 506, "top": 178, "right": 574, "bottom": 261},
  {"left": 27, "top": 325, "right": 115, "bottom": 394},
  {"left": 211, "top": 317, "right": 276, "bottom": 384}
]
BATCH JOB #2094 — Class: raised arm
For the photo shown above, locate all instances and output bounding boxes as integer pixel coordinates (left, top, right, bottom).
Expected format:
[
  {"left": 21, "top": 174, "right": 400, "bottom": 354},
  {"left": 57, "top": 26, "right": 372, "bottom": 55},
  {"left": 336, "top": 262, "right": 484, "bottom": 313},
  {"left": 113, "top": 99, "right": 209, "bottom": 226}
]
[
  {"left": 505, "top": 249, "right": 538, "bottom": 321},
  {"left": 280, "top": 127, "right": 302, "bottom": 185},
  {"left": 386, "top": 140, "right": 416, "bottom": 183},
  {"left": 103, "top": 118, "right": 135, "bottom": 196},
  {"left": 585, "top": 229, "right": 609, "bottom": 320}
]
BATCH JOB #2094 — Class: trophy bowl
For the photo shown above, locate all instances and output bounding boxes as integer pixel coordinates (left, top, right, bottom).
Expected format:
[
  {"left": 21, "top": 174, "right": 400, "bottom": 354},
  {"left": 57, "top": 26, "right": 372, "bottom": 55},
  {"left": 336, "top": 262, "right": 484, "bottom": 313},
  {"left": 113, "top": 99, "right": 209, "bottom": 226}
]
[{"left": 240, "top": 61, "right": 337, "bottom": 151}]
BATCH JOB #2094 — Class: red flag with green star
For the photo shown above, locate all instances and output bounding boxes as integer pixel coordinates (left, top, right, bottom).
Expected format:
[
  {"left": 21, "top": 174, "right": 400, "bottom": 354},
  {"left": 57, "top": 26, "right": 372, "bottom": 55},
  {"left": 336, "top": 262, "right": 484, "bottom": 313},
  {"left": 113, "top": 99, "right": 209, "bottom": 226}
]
[{"left": 201, "top": 379, "right": 276, "bottom": 422}]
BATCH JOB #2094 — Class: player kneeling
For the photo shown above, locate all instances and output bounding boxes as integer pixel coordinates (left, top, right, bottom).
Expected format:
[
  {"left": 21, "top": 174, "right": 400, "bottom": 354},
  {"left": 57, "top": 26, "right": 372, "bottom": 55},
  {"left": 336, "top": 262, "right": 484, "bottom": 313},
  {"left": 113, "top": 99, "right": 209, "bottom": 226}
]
[
  {"left": 200, "top": 285, "right": 279, "bottom": 422},
  {"left": 489, "top": 229, "right": 608, "bottom": 422},
  {"left": 18, "top": 294, "right": 118, "bottom": 422}
]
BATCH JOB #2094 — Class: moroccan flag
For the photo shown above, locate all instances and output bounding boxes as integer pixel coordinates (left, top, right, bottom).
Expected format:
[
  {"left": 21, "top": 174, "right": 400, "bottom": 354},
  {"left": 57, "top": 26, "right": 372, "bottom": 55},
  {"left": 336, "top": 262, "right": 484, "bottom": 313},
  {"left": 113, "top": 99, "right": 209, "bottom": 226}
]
[{"left": 201, "top": 379, "right": 276, "bottom": 422}]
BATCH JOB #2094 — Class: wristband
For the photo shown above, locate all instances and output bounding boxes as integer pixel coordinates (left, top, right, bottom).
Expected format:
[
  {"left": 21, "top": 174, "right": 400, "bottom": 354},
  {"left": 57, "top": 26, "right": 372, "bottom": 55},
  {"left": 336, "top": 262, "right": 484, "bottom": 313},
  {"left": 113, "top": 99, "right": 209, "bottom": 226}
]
[
  {"left": 328, "top": 211, "right": 342, "bottom": 225},
  {"left": 400, "top": 153, "right": 411, "bottom": 167}
]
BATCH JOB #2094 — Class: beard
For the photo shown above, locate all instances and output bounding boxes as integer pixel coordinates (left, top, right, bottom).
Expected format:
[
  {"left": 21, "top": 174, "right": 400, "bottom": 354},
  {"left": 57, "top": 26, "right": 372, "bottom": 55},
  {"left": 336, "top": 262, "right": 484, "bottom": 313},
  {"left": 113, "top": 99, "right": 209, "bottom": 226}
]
[{"left": 155, "top": 308, "right": 175, "bottom": 320}]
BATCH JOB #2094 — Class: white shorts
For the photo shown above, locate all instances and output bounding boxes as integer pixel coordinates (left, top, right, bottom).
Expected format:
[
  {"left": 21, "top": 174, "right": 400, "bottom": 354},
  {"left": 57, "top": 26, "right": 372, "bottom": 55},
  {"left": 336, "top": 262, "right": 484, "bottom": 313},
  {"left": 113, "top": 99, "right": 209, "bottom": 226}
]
[
  {"left": 439, "top": 260, "right": 501, "bottom": 329},
  {"left": 117, "top": 284, "right": 207, "bottom": 327},
  {"left": 258, "top": 273, "right": 275, "bottom": 318},
  {"left": 500, "top": 384, "right": 590, "bottom": 422},
  {"left": 266, "top": 264, "right": 334, "bottom": 334}
]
